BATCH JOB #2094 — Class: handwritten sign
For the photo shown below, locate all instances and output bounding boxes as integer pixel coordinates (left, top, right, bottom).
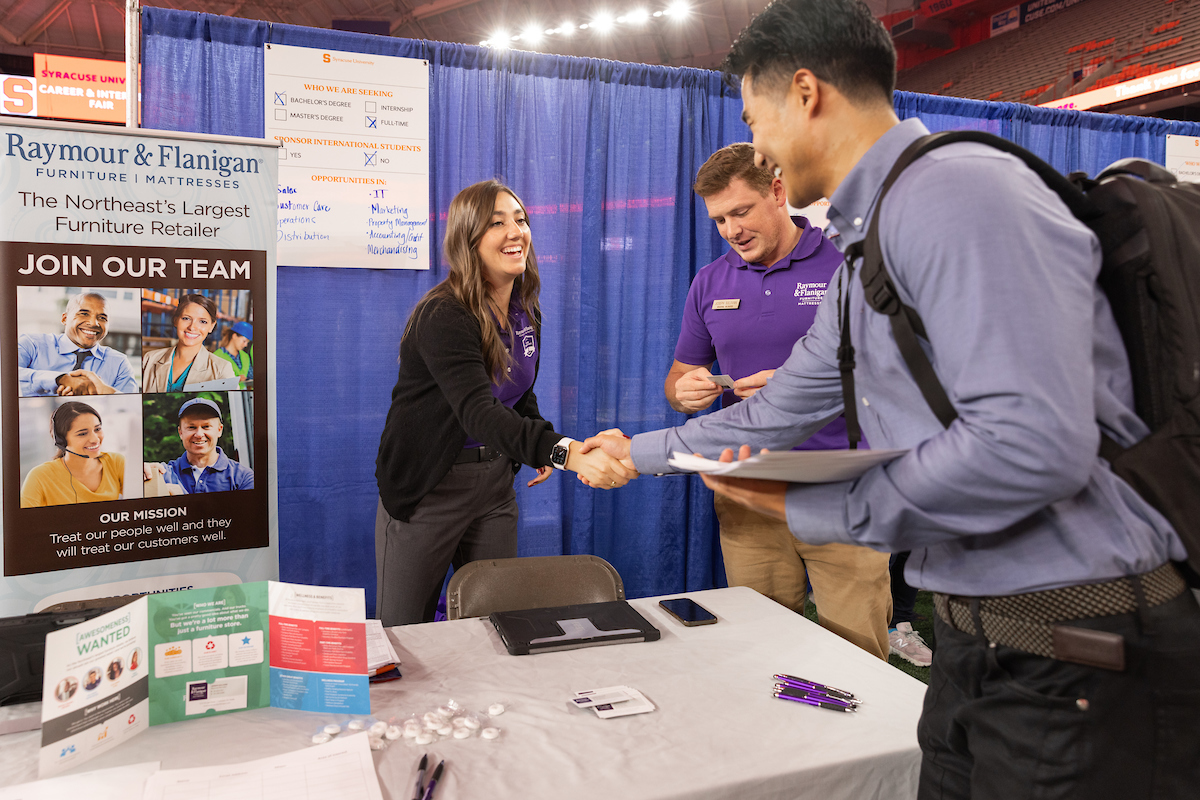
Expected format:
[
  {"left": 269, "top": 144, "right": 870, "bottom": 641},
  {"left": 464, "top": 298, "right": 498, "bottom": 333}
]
[{"left": 264, "top": 44, "right": 430, "bottom": 269}]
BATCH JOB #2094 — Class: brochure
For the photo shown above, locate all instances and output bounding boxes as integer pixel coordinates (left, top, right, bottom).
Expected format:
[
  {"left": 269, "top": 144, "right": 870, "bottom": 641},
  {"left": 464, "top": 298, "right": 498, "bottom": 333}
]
[{"left": 39, "top": 581, "right": 369, "bottom": 777}]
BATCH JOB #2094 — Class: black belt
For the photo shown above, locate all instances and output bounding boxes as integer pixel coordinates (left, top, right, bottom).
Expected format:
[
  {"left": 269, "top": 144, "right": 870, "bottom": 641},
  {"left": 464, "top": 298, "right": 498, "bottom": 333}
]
[
  {"left": 455, "top": 445, "right": 505, "bottom": 464},
  {"left": 933, "top": 562, "right": 1186, "bottom": 671}
]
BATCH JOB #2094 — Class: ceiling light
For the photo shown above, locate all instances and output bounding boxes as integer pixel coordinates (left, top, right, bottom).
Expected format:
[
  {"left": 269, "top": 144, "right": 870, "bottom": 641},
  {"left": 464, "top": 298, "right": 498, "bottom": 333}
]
[
  {"left": 653, "top": 10, "right": 663, "bottom": 16},
  {"left": 627, "top": 8, "right": 649, "bottom": 24},
  {"left": 592, "top": 13, "right": 614, "bottom": 32},
  {"left": 579, "top": 22, "right": 590, "bottom": 29},
  {"left": 480, "top": 39, "right": 490, "bottom": 46},
  {"left": 491, "top": 36, "right": 509, "bottom": 50},
  {"left": 560, "top": 22, "right": 576, "bottom": 36},
  {"left": 616, "top": 15, "right": 627, "bottom": 22},
  {"left": 523, "top": 26, "right": 544, "bottom": 44},
  {"left": 667, "top": 1, "right": 690, "bottom": 17}
]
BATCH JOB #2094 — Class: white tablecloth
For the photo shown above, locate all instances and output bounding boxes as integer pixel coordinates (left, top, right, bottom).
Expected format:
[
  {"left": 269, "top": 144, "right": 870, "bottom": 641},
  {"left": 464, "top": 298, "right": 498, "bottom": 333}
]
[{"left": 0, "top": 587, "right": 927, "bottom": 799}]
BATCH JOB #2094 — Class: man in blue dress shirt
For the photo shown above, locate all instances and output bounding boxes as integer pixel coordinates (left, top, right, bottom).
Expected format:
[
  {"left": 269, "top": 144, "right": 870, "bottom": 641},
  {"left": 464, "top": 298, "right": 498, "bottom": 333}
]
[
  {"left": 18, "top": 292, "right": 138, "bottom": 396},
  {"left": 585, "top": 0, "right": 1200, "bottom": 796}
]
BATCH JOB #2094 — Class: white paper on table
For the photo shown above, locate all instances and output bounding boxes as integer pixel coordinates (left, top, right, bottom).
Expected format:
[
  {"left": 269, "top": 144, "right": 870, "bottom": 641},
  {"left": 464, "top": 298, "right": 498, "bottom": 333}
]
[
  {"left": 0, "top": 761, "right": 159, "bottom": 800},
  {"left": 365, "top": 619, "right": 400, "bottom": 672},
  {"left": 141, "top": 733, "right": 383, "bottom": 800},
  {"left": 667, "top": 448, "right": 908, "bottom": 483}
]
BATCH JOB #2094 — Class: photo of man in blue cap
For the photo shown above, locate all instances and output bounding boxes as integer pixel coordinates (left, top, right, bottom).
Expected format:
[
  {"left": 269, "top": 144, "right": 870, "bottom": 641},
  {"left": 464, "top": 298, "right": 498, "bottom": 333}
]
[{"left": 144, "top": 397, "right": 254, "bottom": 494}]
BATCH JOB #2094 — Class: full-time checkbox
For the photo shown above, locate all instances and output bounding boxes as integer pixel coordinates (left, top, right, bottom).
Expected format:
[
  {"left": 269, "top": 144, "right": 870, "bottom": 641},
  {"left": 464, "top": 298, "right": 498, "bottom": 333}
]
[{"left": 274, "top": 108, "right": 287, "bottom": 121}]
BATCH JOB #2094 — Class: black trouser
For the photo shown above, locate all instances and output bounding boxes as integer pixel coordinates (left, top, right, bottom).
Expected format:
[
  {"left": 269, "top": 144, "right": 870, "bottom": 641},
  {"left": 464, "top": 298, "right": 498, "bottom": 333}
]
[
  {"left": 917, "top": 590, "right": 1200, "bottom": 799},
  {"left": 374, "top": 455, "right": 519, "bottom": 626},
  {"left": 890, "top": 550, "right": 918, "bottom": 627}
]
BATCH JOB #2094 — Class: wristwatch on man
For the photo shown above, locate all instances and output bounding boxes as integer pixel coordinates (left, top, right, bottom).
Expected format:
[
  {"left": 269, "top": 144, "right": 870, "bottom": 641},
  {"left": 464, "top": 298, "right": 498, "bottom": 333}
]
[{"left": 550, "top": 437, "right": 576, "bottom": 470}]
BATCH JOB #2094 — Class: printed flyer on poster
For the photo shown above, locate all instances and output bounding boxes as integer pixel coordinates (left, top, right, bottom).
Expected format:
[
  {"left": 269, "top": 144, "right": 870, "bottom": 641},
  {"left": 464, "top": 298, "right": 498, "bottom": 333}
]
[
  {"left": 264, "top": 43, "right": 430, "bottom": 269},
  {"left": 41, "top": 580, "right": 368, "bottom": 776},
  {"left": 1166, "top": 134, "right": 1200, "bottom": 183},
  {"left": 0, "top": 117, "right": 279, "bottom": 617}
]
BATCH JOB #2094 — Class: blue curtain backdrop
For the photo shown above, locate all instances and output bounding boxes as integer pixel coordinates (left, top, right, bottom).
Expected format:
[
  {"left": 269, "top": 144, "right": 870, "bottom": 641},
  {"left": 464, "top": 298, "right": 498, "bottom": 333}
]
[{"left": 141, "top": 8, "right": 1200, "bottom": 614}]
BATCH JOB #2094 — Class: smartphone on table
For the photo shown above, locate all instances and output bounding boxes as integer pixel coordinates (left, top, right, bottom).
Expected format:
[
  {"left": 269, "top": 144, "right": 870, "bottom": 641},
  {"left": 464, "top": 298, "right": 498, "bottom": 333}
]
[{"left": 658, "top": 597, "right": 718, "bottom": 626}]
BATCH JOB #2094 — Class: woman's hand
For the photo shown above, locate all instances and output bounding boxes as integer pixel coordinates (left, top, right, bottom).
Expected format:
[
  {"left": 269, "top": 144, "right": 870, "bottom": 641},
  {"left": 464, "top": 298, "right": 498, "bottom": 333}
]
[
  {"left": 566, "top": 441, "right": 637, "bottom": 489},
  {"left": 527, "top": 465, "right": 553, "bottom": 487}
]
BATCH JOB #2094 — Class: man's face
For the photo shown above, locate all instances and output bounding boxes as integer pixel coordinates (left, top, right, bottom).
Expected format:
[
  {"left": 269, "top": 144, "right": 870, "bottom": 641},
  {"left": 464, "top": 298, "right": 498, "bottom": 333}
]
[
  {"left": 741, "top": 72, "right": 823, "bottom": 209},
  {"left": 703, "top": 177, "right": 793, "bottom": 266},
  {"left": 179, "top": 414, "right": 223, "bottom": 460},
  {"left": 61, "top": 296, "right": 108, "bottom": 349}
]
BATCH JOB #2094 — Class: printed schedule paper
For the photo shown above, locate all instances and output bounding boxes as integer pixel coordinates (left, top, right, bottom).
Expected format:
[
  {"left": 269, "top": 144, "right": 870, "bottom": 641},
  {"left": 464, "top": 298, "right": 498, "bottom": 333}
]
[
  {"left": 667, "top": 448, "right": 908, "bottom": 483},
  {"left": 141, "top": 733, "right": 383, "bottom": 800}
]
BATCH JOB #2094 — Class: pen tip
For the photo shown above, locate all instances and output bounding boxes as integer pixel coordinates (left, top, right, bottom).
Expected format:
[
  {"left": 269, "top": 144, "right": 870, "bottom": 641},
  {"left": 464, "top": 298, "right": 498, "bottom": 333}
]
[{"left": 418, "top": 754, "right": 428, "bottom": 768}]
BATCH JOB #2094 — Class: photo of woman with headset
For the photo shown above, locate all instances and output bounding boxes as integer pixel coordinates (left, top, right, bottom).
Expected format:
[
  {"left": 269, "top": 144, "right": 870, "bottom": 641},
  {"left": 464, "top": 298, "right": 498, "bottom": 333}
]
[
  {"left": 375, "top": 179, "right": 635, "bottom": 626},
  {"left": 20, "top": 400, "right": 125, "bottom": 508}
]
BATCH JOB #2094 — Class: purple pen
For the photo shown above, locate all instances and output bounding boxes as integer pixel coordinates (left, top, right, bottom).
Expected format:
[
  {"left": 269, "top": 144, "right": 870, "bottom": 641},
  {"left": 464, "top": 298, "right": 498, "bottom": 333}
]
[
  {"left": 420, "top": 760, "right": 444, "bottom": 800},
  {"left": 773, "top": 692, "right": 857, "bottom": 712},
  {"left": 773, "top": 674, "right": 856, "bottom": 700},
  {"left": 774, "top": 685, "right": 860, "bottom": 707}
]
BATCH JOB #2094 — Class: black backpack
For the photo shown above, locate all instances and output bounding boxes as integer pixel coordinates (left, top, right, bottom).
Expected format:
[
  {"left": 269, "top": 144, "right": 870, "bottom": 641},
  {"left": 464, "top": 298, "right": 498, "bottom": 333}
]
[{"left": 838, "top": 130, "right": 1200, "bottom": 584}]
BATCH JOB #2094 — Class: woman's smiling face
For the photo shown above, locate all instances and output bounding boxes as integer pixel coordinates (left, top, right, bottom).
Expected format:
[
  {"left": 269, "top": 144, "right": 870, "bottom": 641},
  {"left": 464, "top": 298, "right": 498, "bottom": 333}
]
[{"left": 478, "top": 191, "right": 531, "bottom": 290}]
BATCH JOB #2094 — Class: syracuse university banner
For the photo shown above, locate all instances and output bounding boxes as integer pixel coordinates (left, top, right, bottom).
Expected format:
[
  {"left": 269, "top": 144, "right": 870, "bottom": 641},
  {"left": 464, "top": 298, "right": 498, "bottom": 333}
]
[{"left": 0, "top": 118, "right": 279, "bottom": 615}]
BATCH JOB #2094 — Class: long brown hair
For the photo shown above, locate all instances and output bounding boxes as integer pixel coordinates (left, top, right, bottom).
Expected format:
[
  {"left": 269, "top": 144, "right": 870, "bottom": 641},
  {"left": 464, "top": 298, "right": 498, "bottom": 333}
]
[{"left": 405, "top": 180, "right": 542, "bottom": 383}]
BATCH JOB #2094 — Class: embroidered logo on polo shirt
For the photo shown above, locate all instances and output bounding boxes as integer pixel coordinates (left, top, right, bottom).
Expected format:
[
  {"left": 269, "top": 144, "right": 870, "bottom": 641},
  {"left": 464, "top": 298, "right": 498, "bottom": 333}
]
[
  {"left": 795, "top": 282, "right": 828, "bottom": 305},
  {"left": 515, "top": 324, "right": 536, "bottom": 357},
  {"left": 712, "top": 299, "right": 741, "bottom": 310}
]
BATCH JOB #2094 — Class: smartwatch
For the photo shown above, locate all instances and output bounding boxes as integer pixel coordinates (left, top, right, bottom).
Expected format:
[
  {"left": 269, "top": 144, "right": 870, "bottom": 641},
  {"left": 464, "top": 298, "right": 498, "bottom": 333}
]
[{"left": 550, "top": 437, "right": 576, "bottom": 470}]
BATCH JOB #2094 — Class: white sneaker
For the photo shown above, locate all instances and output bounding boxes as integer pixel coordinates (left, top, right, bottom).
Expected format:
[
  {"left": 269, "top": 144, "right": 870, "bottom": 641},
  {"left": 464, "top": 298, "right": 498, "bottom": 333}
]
[{"left": 889, "top": 622, "right": 932, "bottom": 667}]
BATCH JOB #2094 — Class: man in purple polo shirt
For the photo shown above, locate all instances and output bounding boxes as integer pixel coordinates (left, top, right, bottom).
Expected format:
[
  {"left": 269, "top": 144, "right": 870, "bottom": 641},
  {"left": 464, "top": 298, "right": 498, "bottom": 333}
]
[{"left": 665, "top": 143, "right": 891, "bottom": 659}]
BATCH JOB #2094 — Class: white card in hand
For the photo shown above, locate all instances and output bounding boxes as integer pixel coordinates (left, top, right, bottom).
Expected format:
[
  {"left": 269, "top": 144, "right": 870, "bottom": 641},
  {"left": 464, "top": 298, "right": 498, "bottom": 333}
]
[{"left": 708, "top": 374, "right": 735, "bottom": 389}]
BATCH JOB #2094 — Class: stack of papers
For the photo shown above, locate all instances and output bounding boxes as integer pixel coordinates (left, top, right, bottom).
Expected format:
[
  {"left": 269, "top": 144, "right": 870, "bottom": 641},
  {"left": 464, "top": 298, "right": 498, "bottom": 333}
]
[
  {"left": 667, "top": 448, "right": 907, "bottom": 483},
  {"left": 365, "top": 619, "right": 401, "bottom": 680}
]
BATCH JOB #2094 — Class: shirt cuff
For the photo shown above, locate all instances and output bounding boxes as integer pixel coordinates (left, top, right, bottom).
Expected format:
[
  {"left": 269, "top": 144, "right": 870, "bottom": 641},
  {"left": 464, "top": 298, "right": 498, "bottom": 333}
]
[
  {"left": 32, "top": 370, "right": 62, "bottom": 395},
  {"left": 629, "top": 430, "right": 678, "bottom": 475},
  {"left": 785, "top": 481, "right": 855, "bottom": 546}
]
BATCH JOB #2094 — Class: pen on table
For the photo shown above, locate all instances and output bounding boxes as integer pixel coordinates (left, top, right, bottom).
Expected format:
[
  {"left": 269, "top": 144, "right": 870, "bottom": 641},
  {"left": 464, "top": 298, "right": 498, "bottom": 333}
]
[
  {"left": 773, "top": 692, "right": 857, "bottom": 712},
  {"left": 420, "top": 760, "right": 445, "bottom": 800},
  {"left": 773, "top": 685, "right": 861, "bottom": 707},
  {"left": 411, "top": 753, "right": 428, "bottom": 800},
  {"left": 773, "top": 674, "right": 856, "bottom": 700}
]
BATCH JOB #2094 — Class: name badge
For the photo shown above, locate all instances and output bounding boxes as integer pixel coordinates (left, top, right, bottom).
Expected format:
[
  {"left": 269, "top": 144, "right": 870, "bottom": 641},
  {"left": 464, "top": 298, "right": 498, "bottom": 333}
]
[{"left": 712, "top": 299, "right": 740, "bottom": 310}]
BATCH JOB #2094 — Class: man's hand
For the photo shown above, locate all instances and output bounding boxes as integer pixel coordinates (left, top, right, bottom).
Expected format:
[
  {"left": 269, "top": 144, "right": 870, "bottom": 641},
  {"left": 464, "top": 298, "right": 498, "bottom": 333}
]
[
  {"left": 673, "top": 367, "right": 723, "bottom": 412},
  {"left": 68, "top": 370, "right": 116, "bottom": 395},
  {"left": 566, "top": 440, "right": 637, "bottom": 489},
  {"left": 733, "top": 369, "right": 775, "bottom": 400},
  {"left": 580, "top": 429, "right": 633, "bottom": 464},
  {"left": 56, "top": 372, "right": 95, "bottom": 396},
  {"left": 527, "top": 465, "right": 553, "bottom": 487},
  {"left": 699, "top": 444, "right": 787, "bottom": 521}
]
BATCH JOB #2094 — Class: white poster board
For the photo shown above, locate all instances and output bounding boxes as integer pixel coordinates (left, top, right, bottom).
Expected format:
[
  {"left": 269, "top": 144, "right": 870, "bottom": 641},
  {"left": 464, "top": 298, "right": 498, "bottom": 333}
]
[
  {"left": 0, "top": 118, "right": 279, "bottom": 616},
  {"left": 264, "top": 43, "right": 430, "bottom": 269},
  {"left": 1165, "top": 134, "right": 1200, "bottom": 183}
]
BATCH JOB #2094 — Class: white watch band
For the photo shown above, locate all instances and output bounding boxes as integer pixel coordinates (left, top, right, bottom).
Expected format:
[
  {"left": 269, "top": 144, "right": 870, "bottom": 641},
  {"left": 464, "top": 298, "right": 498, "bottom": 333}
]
[{"left": 551, "top": 437, "right": 576, "bottom": 470}]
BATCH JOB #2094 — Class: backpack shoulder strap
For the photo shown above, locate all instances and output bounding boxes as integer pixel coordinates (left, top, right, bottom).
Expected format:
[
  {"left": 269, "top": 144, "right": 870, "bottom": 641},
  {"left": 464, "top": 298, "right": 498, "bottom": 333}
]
[{"left": 846, "top": 130, "right": 1093, "bottom": 440}]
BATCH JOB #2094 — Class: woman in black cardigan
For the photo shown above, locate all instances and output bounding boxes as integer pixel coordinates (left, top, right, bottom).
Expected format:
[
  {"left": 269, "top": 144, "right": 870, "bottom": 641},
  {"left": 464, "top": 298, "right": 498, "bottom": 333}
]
[{"left": 375, "top": 180, "right": 635, "bottom": 625}]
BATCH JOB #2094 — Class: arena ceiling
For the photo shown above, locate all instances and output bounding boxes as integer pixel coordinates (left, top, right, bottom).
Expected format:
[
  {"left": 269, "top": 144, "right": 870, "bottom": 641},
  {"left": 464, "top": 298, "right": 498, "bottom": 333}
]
[{"left": 0, "top": 0, "right": 903, "bottom": 71}]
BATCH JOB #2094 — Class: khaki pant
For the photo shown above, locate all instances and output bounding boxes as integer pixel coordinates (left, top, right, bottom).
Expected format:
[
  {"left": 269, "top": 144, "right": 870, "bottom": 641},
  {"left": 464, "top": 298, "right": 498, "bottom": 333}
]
[{"left": 715, "top": 493, "right": 892, "bottom": 660}]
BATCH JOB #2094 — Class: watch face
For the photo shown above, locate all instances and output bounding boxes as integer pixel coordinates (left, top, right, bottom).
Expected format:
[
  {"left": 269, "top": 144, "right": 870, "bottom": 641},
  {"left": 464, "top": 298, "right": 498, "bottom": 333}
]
[{"left": 552, "top": 445, "right": 569, "bottom": 466}]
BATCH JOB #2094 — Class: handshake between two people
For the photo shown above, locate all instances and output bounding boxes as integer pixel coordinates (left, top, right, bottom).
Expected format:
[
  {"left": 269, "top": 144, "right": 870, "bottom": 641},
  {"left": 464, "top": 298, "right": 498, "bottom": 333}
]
[
  {"left": 527, "top": 429, "right": 639, "bottom": 490},
  {"left": 560, "top": 436, "right": 789, "bottom": 522}
]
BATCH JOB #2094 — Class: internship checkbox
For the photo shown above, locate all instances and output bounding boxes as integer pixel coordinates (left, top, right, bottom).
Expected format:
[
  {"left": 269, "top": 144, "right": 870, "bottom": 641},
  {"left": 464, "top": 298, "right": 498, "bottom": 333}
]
[{"left": 365, "top": 101, "right": 377, "bottom": 112}]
